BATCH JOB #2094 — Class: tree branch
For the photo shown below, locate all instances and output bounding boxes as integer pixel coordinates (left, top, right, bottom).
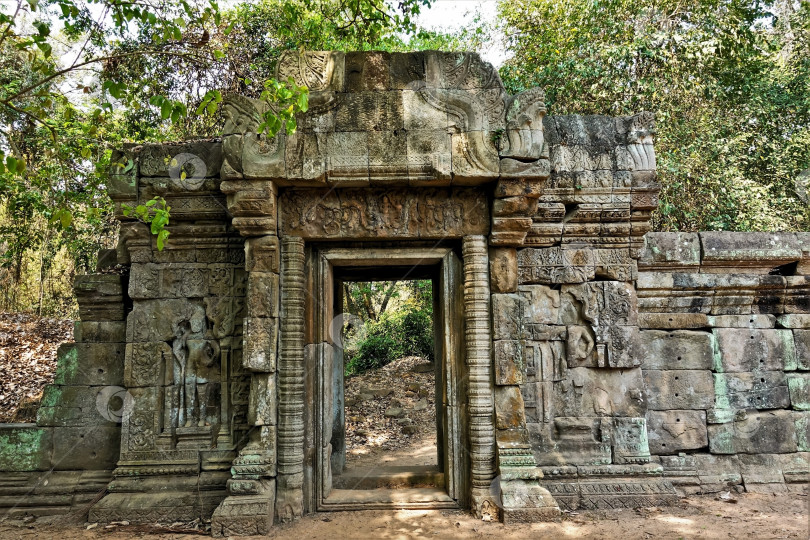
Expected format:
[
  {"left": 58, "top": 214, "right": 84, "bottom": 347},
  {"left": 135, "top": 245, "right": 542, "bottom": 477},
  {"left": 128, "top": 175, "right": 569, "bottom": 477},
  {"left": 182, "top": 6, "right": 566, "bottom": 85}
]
[{"left": 1, "top": 49, "right": 204, "bottom": 105}]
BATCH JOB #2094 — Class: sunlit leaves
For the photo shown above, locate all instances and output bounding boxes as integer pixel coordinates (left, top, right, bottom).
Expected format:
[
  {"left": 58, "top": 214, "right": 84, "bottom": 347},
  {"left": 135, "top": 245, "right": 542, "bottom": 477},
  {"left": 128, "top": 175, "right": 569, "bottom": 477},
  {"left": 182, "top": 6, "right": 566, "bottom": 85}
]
[
  {"left": 121, "top": 197, "right": 172, "bottom": 250},
  {"left": 257, "top": 77, "right": 309, "bottom": 137}
]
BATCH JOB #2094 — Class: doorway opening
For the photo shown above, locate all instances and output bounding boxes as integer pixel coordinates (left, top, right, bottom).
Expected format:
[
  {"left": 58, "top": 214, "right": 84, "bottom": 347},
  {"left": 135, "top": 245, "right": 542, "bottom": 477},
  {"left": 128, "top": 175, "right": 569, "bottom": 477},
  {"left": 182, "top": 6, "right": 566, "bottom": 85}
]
[
  {"left": 337, "top": 279, "right": 441, "bottom": 492},
  {"left": 308, "top": 246, "right": 468, "bottom": 511}
]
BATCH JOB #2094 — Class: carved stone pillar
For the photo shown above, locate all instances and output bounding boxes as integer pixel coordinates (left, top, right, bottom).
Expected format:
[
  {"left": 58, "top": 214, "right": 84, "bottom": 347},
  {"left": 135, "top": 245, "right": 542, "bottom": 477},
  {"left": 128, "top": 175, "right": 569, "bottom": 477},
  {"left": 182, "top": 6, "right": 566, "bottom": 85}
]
[
  {"left": 275, "top": 236, "right": 306, "bottom": 521},
  {"left": 462, "top": 236, "right": 498, "bottom": 516},
  {"left": 211, "top": 181, "right": 281, "bottom": 536},
  {"left": 211, "top": 233, "right": 280, "bottom": 536}
]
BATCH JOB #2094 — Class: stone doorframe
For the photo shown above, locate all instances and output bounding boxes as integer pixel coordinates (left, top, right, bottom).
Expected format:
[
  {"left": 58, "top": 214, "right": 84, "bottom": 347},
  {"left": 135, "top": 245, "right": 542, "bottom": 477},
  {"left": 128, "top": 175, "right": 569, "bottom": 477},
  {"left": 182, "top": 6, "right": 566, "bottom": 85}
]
[
  {"left": 213, "top": 227, "right": 498, "bottom": 532},
  {"left": 305, "top": 245, "right": 469, "bottom": 510}
]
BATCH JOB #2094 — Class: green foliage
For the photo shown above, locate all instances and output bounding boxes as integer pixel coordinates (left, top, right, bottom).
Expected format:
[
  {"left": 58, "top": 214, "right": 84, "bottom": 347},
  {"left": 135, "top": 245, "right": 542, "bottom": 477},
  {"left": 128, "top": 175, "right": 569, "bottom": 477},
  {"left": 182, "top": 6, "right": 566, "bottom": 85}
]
[
  {"left": 121, "top": 197, "right": 171, "bottom": 250},
  {"left": 498, "top": 0, "right": 810, "bottom": 231},
  {"left": 0, "top": 0, "right": 459, "bottom": 317},
  {"left": 344, "top": 280, "right": 434, "bottom": 376},
  {"left": 257, "top": 77, "right": 309, "bottom": 137}
]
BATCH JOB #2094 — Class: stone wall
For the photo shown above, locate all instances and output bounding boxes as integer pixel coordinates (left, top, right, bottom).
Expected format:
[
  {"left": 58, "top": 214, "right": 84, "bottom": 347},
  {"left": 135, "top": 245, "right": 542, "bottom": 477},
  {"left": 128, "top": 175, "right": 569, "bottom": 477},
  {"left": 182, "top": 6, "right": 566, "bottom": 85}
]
[
  {"left": 637, "top": 232, "right": 809, "bottom": 495},
  {"left": 0, "top": 50, "right": 806, "bottom": 528},
  {"left": 0, "top": 268, "right": 125, "bottom": 516}
]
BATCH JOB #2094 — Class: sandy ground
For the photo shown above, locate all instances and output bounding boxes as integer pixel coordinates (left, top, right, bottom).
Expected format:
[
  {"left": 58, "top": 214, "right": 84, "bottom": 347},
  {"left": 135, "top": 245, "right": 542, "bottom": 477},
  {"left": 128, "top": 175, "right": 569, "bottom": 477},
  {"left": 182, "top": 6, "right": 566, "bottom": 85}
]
[
  {"left": 1, "top": 491, "right": 807, "bottom": 539},
  {"left": 344, "top": 356, "right": 438, "bottom": 470}
]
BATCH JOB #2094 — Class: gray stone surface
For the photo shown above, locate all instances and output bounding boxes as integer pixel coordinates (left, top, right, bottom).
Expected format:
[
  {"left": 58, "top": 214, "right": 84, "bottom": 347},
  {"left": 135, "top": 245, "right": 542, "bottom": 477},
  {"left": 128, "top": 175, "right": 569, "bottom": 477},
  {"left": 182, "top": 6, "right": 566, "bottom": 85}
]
[
  {"left": 708, "top": 410, "right": 798, "bottom": 454},
  {"left": 647, "top": 410, "right": 708, "bottom": 454},
  {"left": 643, "top": 370, "right": 715, "bottom": 410},
  {"left": 639, "top": 330, "right": 715, "bottom": 370},
  {"left": 638, "top": 232, "right": 700, "bottom": 270},
  {"left": 794, "top": 330, "right": 810, "bottom": 370},
  {"left": 712, "top": 329, "right": 797, "bottom": 372},
  {"left": 7, "top": 49, "right": 810, "bottom": 529}
]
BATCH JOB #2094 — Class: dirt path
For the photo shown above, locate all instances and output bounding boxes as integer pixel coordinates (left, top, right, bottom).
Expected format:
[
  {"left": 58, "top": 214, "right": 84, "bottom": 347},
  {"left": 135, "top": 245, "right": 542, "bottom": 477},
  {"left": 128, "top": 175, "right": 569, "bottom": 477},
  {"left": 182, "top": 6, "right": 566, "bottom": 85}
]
[
  {"left": 344, "top": 356, "right": 438, "bottom": 470},
  {"left": 1, "top": 491, "right": 807, "bottom": 539}
]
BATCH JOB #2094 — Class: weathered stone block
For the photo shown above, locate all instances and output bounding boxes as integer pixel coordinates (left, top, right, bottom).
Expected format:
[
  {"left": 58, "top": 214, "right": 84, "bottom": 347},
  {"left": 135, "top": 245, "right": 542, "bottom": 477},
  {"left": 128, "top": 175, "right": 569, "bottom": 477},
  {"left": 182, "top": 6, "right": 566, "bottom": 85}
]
[
  {"left": 126, "top": 299, "right": 207, "bottom": 342},
  {"left": 248, "top": 374, "right": 277, "bottom": 426},
  {"left": 492, "top": 293, "right": 524, "bottom": 341},
  {"left": 593, "top": 324, "right": 640, "bottom": 368},
  {"left": 245, "top": 235, "right": 279, "bottom": 273},
  {"left": 51, "top": 425, "right": 121, "bottom": 470},
  {"left": 499, "top": 480, "right": 560, "bottom": 523},
  {"left": 495, "top": 386, "right": 526, "bottom": 430},
  {"left": 138, "top": 141, "right": 222, "bottom": 178},
  {"left": 712, "top": 328, "right": 797, "bottom": 372},
  {"left": 638, "top": 232, "right": 700, "bottom": 270},
  {"left": 124, "top": 342, "right": 172, "bottom": 387},
  {"left": 518, "top": 247, "right": 595, "bottom": 284},
  {"left": 243, "top": 318, "right": 278, "bottom": 372},
  {"left": 637, "top": 313, "right": 709, "bottom": 329},
  {"left": 554, "top": 368, "right": 646, "bottom": 418},
  {"left": 643, "top": 370, "right": 714, "bottom": 410},
  {"left": 778, "top": 452, "right": 810, "bottom": 484},
  {"left": 691, "top": 454, "right": 742, "bottom": 492},
  {"left": 490, "top": 248, "right": 518, "bottom": 293},
  {"left": 639, "top": 330, "right": 714, "bottom": 370},
  {"left": 566, "top": 325, "right": 597, "bottom": 368},
  {"left": 494, "top": 340, "right": 525, "bottom": 385},
  {"left": 74, "top": 274, "right": 126, "bottom": 321},
  {"left": 563, "top": 281, "right": 638, "bottom": 326},
  {"left": 794, "top": 412, "right": 810, "bottom": 451},
  {"left": 787, "top": 374, "right": 810, "bottom": 410},
  {"left": 738, "top": 454, "right": 787, "bottom": 493},
  {"left": 127, "top": 264, "right": 160, "bottom": 299},
  {"left": 37, "top": 385, "right": 119, "bottom": 427},
  {"left": 74, "top": 321, "right": 126, "bottom": 343},
  {"left": 784, "top": 275, "right": 810, "bottom": 314},
  {"left": 0, "top": 425, "right": 53, "bottom": 471},
  {"left": 246, "top": 272, "right": 279, "bottom": 318},
  {"left": 707, "top": 410, "right": 797, "bottom": 454},
  {"left": 794, "top": 330, "right": 810, "bottom": 370},
  {"left": 211, "top": 489, "right": 276, "bottom": 537},
  {"left": 714, "top": 372, "right": 790, "bottom": 410},
  {"left": 776, "top": 314, "right": 810, "bottom": 329},
  {"left": 519, "top": 285, "right": 561, "bottom": 325},
  {"left": 161, "top": 266, "right": 209, "bottom": 298},
  {"left": 647, "top": 410, "right": 708, "bottom": 454},
  {"left": 707, "top": 315, "right": 776, "bottom": 328},
  {"left": 610, "top": 417, "right": 651, "bottom": 464},
  {"left": 699, "top": 231, "right": 804, "bottom": 272},
  {"left": 537, "top": 418, "right": 611, "bottom": 466},
  {"left": 51, "top": 343, "right": 124, "bottom": 386}
]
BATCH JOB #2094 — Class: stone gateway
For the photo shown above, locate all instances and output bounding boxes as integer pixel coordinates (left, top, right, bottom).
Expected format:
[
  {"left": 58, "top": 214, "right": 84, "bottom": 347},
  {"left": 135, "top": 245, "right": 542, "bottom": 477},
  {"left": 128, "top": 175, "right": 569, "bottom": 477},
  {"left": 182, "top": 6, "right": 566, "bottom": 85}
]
[{"left": 0, "top": 51, "right": 807, "bottom": 534}]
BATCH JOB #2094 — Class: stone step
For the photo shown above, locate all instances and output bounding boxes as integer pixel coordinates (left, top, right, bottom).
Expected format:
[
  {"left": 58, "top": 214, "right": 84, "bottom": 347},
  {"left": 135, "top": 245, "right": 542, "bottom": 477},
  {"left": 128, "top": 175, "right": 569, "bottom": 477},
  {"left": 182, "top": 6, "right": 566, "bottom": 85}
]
[
  {"left": 323, "top": 487, "right": 456, "bottom": 509},
  {"left": 332, "top": 465, "right": 445, "bottom": 490}
]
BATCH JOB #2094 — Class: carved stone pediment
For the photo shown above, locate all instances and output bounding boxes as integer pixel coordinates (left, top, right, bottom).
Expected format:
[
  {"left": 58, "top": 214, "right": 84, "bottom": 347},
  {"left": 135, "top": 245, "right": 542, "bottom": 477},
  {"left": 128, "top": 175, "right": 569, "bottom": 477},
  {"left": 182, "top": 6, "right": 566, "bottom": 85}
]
[{"left": 220, "top": 51, "right": 551, "bottom": 188}]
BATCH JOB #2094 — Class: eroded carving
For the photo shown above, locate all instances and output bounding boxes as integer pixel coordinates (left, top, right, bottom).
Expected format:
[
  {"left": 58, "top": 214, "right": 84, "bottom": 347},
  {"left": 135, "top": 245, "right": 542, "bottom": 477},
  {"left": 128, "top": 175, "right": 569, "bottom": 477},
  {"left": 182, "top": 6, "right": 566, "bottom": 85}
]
[{"left": 280, "top": 188, "right": 489, "bottom": 239}]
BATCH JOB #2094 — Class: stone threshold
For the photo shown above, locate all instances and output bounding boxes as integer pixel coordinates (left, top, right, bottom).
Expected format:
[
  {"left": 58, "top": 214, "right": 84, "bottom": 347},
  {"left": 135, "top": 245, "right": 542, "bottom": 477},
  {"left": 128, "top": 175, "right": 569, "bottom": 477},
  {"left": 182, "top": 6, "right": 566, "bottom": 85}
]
[
  {"left": 332, "top": 465, "right": 445, "bottom": 490},
  {"left": 321, "top": 487, "right": 457, "bottom": 510}
]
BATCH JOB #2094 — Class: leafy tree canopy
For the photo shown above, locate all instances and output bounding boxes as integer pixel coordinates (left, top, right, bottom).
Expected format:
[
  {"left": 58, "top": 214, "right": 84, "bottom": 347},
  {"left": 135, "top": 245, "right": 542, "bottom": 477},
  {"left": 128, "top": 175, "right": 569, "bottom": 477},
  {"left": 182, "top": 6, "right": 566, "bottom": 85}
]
[{"left": 498, "top": 0, "right": 810, "bottom": 231}]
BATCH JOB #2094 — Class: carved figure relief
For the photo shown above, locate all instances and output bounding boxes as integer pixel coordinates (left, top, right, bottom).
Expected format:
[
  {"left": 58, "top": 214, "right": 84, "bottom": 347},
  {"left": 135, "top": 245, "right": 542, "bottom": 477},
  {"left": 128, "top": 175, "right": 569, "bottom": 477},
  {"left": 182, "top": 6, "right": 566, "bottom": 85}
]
[{"left": 169, "top": 311, "right": 221, "bottom": 429}]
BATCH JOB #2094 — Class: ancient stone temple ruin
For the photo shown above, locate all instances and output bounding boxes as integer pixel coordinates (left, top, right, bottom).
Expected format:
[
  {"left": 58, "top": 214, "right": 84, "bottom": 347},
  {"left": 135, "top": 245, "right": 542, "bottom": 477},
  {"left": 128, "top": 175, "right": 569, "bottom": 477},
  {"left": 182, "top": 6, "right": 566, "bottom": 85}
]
[{"left": 0, "top": 51, "right": 807, "bottom": 535}]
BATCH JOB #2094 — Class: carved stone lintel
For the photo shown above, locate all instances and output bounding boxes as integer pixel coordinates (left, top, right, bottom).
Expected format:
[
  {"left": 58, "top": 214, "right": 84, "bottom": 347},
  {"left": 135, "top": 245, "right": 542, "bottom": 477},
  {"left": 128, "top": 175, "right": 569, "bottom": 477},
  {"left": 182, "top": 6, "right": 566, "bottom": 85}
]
[{"left": 280, "top": 188, "right": 489, "bottom": 239}]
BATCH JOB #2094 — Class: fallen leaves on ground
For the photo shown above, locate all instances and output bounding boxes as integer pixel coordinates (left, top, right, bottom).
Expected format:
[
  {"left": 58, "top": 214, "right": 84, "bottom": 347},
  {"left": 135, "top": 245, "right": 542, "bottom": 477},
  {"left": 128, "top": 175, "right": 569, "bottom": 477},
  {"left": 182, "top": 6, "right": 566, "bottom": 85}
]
[
  {"left": 0, "top": 312, "right": 72, "bottom": 422},
  {"left": 344, "top": 356, "right": 437, "bottom": 468}
]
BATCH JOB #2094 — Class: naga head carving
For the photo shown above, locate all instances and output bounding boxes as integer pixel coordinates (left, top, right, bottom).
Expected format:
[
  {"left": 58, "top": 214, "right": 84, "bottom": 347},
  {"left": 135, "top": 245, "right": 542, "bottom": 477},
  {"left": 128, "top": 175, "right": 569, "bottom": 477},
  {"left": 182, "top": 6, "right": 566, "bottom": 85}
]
[{"left": 501, "top": 88, "right": 547, "bottom": 161}]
